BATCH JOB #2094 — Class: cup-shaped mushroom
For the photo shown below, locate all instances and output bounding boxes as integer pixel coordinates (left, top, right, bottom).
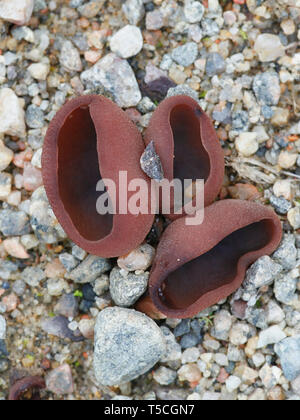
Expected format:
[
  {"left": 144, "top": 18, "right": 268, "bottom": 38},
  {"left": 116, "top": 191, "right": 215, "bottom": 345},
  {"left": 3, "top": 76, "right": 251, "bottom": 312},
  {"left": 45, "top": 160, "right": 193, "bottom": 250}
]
[
  {"left": 42, "top": 95, "right": 154, "bottom": 258},
  {"left": 144, "top": 95, "right": 224, "bottom": 220},
  {"left": 146, "top": 200, "right": 282, "bottom": 319}
]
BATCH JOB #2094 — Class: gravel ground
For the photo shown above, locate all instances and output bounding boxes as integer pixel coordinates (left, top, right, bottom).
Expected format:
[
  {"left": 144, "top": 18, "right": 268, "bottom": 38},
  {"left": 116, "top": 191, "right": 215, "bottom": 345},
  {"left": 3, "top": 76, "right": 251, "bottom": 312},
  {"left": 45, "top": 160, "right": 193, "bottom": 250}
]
[{"left": 0, "top": 0, "right": 300, "bottom": 401}]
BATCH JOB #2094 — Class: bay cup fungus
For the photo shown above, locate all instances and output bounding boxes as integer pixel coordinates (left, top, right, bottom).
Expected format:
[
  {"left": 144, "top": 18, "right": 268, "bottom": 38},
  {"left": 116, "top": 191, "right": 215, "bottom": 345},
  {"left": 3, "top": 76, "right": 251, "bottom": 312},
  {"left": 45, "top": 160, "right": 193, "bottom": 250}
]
[
  {"left": 42, "top": 95, "right": 154, "bottom": 258},
  {"left": 144, "top": 95, "right": 224, "bottom": 219},
  {"left": 143, "top": 200, "right": 282, "bottom": 319}
]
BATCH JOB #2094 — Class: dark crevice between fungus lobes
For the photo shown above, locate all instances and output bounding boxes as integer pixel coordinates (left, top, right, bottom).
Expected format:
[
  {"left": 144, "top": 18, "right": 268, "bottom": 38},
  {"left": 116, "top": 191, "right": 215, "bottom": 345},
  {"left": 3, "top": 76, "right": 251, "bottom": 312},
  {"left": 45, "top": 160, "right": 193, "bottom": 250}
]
[
  {"left": 144, "top": 95, "right": 224, "bottom": 219},
  {"left": 42, "top": 95, "right": 154, "bottom": 258},
  {"left": 142, "top": 200, "right": 282, "bottom": 319},
  {"left": 57, "top": 105, "right": 113, "bottom": 242}
]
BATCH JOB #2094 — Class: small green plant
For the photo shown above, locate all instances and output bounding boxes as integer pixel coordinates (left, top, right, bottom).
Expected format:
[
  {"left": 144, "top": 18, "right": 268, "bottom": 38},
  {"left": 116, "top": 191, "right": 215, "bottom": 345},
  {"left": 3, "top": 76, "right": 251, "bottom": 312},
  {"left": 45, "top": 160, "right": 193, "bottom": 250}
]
[{"left": 74, "top": 290, "right": 83, "bottom": 298}]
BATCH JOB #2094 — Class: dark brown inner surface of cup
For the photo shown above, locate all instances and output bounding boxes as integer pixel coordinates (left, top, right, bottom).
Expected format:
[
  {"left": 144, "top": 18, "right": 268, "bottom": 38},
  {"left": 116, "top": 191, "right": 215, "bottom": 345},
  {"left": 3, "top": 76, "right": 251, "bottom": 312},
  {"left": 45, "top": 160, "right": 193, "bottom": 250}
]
[
  {"left": 57, "top": 105, "right": 113, "bottom": 241},
  {"left": 159, "top": 220, "right": 274, "bottom": 310}
]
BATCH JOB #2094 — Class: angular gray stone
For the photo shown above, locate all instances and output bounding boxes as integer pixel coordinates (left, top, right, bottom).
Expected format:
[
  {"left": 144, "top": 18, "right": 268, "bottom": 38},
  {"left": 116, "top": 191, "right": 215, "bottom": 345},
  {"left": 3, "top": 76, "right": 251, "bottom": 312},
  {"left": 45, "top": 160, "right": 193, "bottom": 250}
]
[
  {"left": 274, "top": 274, "right": 297, "bottom": 305},
  {"left": 0, "top": 209, "right": 31, "bottom": 236},
  {"left": 269, "top": 195, "right": 292, "bottom": 215},
  {"left": 60, "top": 40, "right": 82, "bottom": 73},
  {"left": 46, "top": 364, "right": 74, "bottom": 395},
  {"left": 257, "top": 326, "right": 286, "bottom": 349},
  {"left": 140, "top": 141, "right": 164, "bottom": 182},
  {"left": 206, "top": 52, "right": 226, "bottom": 77},
  {"left": 253, "top": 72, "right": 281, "bottom": 106},
  {"left": 59, "top": 253, "right": 78, "bottom": 272},
  {"left": 244, "top": 256, "right": 282, "bottom": 289},
  {"left": 0, "top": 316, "right": 6, "bottom": 340},
  {"left": 109, "top": 267, "right": 148, "bottom": 307},
  {"left": 275, "top": 335, "right": 300, "bottom": 381},
  {"left": 122, "top": 0, "right": 145, "bottom": 25},
  {"left": 22, "top": 266, "right": 45, "bottom": 287},
  {"left": 94, "top": 307, "right": 166, "bottom": 385},
  {"left": 81, "top": 53, "right": 141, "bottom": 108},
  {"left": 167, "top": 84, "right": 198, "bottom": 101},
  {"left": 66, "top": 255, "right": 111, "bottom": 284},
  {"left": 273, "top": 235, "right": 297, "bottom": 270},
  {"left": 171, "top": 42, "right": 198, "bottom": 67},
  {"left": 160, "top": 326, "right": 182, "bottom": 363}
]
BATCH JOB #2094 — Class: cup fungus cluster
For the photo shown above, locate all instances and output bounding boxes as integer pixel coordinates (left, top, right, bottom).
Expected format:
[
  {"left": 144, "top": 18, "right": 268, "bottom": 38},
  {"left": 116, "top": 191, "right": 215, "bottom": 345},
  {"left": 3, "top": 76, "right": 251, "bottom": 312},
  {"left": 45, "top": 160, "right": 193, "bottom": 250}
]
[{"left": 42, "top": 94, "right": 282, "bottom": 319}]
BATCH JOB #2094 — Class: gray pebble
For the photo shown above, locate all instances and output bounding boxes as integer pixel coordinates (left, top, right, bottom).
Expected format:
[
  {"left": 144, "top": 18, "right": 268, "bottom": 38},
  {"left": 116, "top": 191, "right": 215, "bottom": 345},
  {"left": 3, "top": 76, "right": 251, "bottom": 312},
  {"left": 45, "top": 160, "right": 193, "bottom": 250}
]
[
  {"left": 66, "top": 255, "right": 111, "bottom": 284},
  {"left": 269, "top": 195, "right": 292, "bottom": 215},
  {"left": 274, "top": 274, "right": 297, "bottom": 305},
  {"left": 206, "top": 52, "right": 226, "bottom": 77},
  {"left": 0, "top": 209, "right": 31, "bottom": 236},
  {"left": 0, "top": 261, "right": 18, "bottom": 281},
  {"left": 22, "top": 266, "right": 46, "bottom": 288},
  {"left": 25, "top": 105, "right": 45, "bottom": 129},
  {"left": 167, "top": 85, "right": 198, "bottom": 101},
  {"left": 59, "top": 253, "right": 79, "bottom": 272},
  {"left": 109, "top": 267, "right": 148, "bottom": 307},
  {"left": 253, "top": 72, "right": 281, "bottom": 106},
  {"left": 180, "top": 333, "right": 200, "bottom": 349},
  {"left": 244, "top": 256, "right": 282, "bottom": 289},
  {"left": 122, "top": 0, "right": 145, "bottom": 25},
  {"left": 171, "top": 42, "right": 198, "bottom": 67},
  {"left": 273, "top": 235, "right": 297, "bottom": 270},
  {"left": 12, "top": 279, "right": 26, "bottom": 296},
  {"left": 94, "top": 307, "right": 166, "bottom": 385},
  {"left": 174, "top": 319, "right": 190, "bottom": 337},
  {"left": 81, "top": 53, "right": 141, "bottom": 108},
  {"left": 71, "top": 245, "right": 87, "bottom": 261},
  {"left": 275, "top": 335, "right": 300, "bottom": 381}
]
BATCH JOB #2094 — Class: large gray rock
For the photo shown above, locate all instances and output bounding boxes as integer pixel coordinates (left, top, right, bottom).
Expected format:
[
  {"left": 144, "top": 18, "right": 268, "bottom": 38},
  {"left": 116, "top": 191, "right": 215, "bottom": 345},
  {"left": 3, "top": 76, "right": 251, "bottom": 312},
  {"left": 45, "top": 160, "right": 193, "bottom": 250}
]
[
  {"left": 94, "top": 307, "right": 166, "bottom": 385},
  {"left": 275, "top": 335, "right": 300, "bottom": 381},
  {"left": 81, "top": 53, "right": 141, "bottom": 107}
]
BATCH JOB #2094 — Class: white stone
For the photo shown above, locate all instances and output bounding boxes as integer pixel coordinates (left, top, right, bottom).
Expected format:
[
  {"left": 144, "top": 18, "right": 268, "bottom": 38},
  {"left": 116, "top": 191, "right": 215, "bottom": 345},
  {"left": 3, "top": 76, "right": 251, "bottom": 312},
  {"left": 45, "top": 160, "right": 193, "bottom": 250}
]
[
  {"left": 0, "top": 140, "right": 13, "bottom": 171},
  {"left": 288, "top": 207, "right": 300, "bottom": 230},
  {"left": 226, "top": 375, "right": 241, "bottom": 392},
  {"left": 273, "top": 179, "right": 292, "bottom": 201},
  {"left": 257, "top": 326, "right": 286, "bottom": 349},
  {"left": 0, "top": 172, "right": 12, "bottom": 200},
  {"left": 0, "top": 0, "right": 34, "bottom": 25},
  {"left": 266, "top": 301, "right": 285, "bottom": 325},
  {"left": 235, "top": 132, "right": 259, "bottom": 157},
  {"left": 184, "top": 0, "right": 205, "bottom": 24},
  {"left": 0, "top": 88, "right": 26, "bottom": 138},
  {"left": 110, "top": 25, "right": 143, "bottom": 59},
  {"left": 181, "top": 347, "right": 200, "bottom": 364},
  {"left": 254, "top": 34, "right": 285, "bottom": 62},
  {"left": 278, "top": 151, "right": 298, "bottom": 169},
  {"left": 60, "top": 40, "right": 82, "bottom": 73},
  {"left": 28, "top": 62, "right": 50, "bottom": 81},
  {"left": 0, "top": 315, "right": 6, "bottom": 339},
  {"left": 117, "top": 243, "right": 155, "bottom": 272}
]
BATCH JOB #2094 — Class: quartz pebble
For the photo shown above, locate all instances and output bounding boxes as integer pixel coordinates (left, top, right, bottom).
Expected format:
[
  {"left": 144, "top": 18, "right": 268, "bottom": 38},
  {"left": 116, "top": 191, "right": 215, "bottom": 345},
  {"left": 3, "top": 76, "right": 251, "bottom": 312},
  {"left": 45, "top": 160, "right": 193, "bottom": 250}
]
[
  {"left": 118, "top": 243, "right": 155, "bottom": 271},
  {"left": 0, "top": 141, "right": 13, "bottom": 172},
  {"left": 253, "top": 72, "right": 281, "bottom": 106},
  {"left": 146, "top": 10, "right": 164, "bottom": 30},
  {"left": 110, "top": 25, "right": 143, "bottom": 59},
  {"left": 0, "top": 0, "right": 34, "bottom": 25},
  {"left": 94, "top": 307, "right": 166, "bottom": 385},
  {"left": 153, "top": 366, "right": 177, "bottom": 385},
  {"left": 235, "top": 132, "right": 259, "bottom": 157},
  {"left": 0, "top": 88, "right": 26, "bottom": 138},
  {"left": 288, "top": 207, "right": 300, "bottom": 230},
  {"left": 0, "top": 315, "right": 6, "bottom": 339},
  {"left": 206, "top": 53, "right": 226, "bottom": 77},
  {"left": 254, "top": 34, "right": 285, "bottom": 62},
  {"left": 28, "top": 62, "right": 49, "bottom": 81}
]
